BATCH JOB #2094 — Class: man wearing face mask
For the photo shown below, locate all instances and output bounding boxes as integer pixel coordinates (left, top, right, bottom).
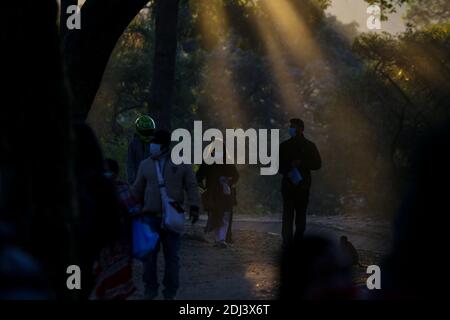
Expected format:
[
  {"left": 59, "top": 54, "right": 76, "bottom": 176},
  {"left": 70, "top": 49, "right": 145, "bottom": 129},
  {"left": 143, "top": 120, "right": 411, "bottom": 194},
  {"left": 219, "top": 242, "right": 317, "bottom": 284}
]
[
  {"left": 279, "top": 118, "right": 322, "bottom": 246},
  {"left": 131, "top": 130, "right": 200, "bottom": 300}
]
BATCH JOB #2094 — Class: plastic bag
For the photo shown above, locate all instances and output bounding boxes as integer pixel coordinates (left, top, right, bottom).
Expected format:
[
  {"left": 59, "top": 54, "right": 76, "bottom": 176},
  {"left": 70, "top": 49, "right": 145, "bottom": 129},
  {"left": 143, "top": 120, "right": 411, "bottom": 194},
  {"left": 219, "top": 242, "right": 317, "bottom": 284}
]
[
  {"left": 288, "top": 168, "right": 303, "bottom": 185},
  {"left": 154, "top": 160, "right": 186, "bottom": 235},
  {"left": 161, "top": 195, "right": 186, "bottom": 235},
  {"left": 132, "top": 219, "right": 159, "bottom": 260}
]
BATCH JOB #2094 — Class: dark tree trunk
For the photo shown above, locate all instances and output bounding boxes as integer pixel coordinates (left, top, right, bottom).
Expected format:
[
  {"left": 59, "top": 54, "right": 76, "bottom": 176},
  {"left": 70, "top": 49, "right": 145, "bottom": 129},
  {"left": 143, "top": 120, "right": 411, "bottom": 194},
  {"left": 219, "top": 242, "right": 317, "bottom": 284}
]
[
  {"left": 62, "top": 0, "right": 180, "bottom": 128},
  {"left": 62, "top": 0, "right": 150, "bottom": 120},
  {"left": 1, "top": 1, "right": 78, "bottom": 299},
  {"left": 150, "top": 0, "right": 180, "bottom": 129}
]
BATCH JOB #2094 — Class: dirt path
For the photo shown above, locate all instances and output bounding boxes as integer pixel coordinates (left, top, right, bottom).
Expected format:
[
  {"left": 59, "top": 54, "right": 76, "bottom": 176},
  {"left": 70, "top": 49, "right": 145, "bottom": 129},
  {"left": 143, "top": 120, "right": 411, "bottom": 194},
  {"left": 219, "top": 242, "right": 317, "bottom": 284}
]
[{"left": 130, "top": 214, "right": 391, "bottom": 300}]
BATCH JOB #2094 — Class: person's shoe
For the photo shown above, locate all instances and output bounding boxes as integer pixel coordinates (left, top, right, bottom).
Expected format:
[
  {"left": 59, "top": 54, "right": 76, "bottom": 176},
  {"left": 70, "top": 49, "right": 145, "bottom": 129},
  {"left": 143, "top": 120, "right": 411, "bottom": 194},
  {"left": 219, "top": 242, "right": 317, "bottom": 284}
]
[
  {"left": 162, "top": 289, "right": 176, "bottom": 300},
  {"left": 203, "top": 232, "right": 215, "bottom": 244},
  {"left": 214, "top": 240, "right": 228, "bottom": 248},
  {"left": 144, "top": 288, "right": 158, "bottom": 300}
]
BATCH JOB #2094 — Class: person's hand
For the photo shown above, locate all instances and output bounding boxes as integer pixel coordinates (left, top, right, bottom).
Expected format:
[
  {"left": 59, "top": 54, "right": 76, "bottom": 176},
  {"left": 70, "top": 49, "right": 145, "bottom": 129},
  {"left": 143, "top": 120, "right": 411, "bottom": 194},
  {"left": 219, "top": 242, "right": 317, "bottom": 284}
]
[
  {"left": 198, "top": 181, "right": 206, "bottom": 190},
  {"left": 129, "top": 207, "right": 143, "bottom": 218},
  {"left": 189, "top": 206, "right": 199, "bottom": 224}
]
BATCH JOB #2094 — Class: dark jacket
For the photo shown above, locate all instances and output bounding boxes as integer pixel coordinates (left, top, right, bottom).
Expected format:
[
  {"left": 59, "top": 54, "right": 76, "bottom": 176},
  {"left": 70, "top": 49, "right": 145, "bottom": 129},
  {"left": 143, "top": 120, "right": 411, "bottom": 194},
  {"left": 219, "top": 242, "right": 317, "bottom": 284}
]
[
  {"left": 197, "top": 163, "right": 239, "bottom": 215},
  {"left": 197, "top": 163, "right": 239, "bottom": 231},
  {"left": 279, "top": 135, "right": 321, "bottom": 189},
  {"left": 127, "top": 134, "right": 150, "bottom": 184}
]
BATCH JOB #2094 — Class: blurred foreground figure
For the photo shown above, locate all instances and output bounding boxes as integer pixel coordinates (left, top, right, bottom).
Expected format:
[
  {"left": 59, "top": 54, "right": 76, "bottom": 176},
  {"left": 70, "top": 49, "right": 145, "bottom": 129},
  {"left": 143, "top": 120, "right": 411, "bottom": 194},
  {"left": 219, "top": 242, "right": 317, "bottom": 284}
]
[
  {"left": 381, "top": 123, "right": 450, "bottom": 299},
  {"left": 0, "top": 223, "right": 52, "bottom": 299},
  {"left": 280, "top": 235, "right": 355, "bottom": 300},
  {"left": 279, "top": 119, "right": 321, "bottom": 245},
  {"left": 74, "top": 124, "right": 122, "bottom": 299},
  {"left": 90, "top": 159, "right": 138, "bottom": 300},
  {"left": 1, "top": 1, "right": 75, "bottom": 298}
]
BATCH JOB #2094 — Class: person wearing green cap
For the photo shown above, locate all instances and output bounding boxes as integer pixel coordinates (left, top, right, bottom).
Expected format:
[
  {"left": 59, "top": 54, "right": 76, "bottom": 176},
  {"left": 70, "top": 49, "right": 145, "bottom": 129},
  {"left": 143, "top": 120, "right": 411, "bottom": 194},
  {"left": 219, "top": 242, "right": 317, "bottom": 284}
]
[{"left": 127, "top": 115, "right": 156, "bottom": 184}]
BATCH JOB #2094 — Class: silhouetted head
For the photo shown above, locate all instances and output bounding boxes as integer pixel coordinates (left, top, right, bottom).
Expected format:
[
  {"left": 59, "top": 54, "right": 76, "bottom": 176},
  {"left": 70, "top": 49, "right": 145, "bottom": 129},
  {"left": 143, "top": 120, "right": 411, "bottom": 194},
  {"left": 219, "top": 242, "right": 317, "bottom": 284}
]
[
  {"left": 135, "top": 114, "right": 156, "bottom": 144},
  {"left": 280, "top": 235, "right": 354, "bottom": 300},
  {"left": 150, "top": 130, "right": 171, "bottom": 159},
  {"left": 289, "top": 118, "right": 305, "bottom": 137},
  {"left": 340, "top": 236, "right": 348, "bottom": 243},
  {"left": 205, "top": 138, "right": 229, "bottom": 164}
]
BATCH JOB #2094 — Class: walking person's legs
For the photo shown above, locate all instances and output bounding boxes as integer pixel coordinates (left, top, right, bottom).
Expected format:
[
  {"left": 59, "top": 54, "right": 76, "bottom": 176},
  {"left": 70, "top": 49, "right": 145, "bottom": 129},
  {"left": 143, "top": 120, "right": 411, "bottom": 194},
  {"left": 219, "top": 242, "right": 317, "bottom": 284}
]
[
  {"left": 161, "top": 229, "right": 181, "bottom": 300},
  {"left": 282, "top": 187, "right": 296, "bottom": 246},
  {"left": 214, "top": 211, "right": 231, "bottom": 247},
  {"left": 142, "top": 216, "right": 161, "bottom": 299},
  {"left": 143, "top": 244, "right": 160, "bottom": 299},
  {"left": 225, "top": 211, "right": 233, "bottom": 243},
  {"left": 293, "top": 189, "right": 310, "bottom": 242}
]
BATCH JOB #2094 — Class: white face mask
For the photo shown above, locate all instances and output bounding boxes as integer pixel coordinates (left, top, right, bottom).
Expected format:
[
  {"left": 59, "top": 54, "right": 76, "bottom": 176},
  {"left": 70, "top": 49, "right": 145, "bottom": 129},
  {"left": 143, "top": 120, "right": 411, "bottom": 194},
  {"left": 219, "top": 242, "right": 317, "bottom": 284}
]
[{"left": 150, "top": 143, "right": 163, "bottom": 158}]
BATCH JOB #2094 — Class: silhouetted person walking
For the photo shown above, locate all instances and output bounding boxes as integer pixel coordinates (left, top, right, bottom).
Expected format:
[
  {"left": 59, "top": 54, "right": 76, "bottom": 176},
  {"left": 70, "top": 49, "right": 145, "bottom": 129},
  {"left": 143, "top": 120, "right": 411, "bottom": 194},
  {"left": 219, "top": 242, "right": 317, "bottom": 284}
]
[
  {"left": 279, "top": 118, "right": 321, "bottom": 245},
  {"left": 197, "top": 142, "right": 239, "bottom": 248}
]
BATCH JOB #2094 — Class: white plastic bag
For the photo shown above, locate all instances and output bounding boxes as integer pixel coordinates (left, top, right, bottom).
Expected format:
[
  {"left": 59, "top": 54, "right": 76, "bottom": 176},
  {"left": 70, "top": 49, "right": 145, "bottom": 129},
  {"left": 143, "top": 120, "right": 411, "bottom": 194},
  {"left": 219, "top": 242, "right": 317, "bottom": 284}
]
[{"left": 155, "top": 160, "right": 186, "bottom": 234}]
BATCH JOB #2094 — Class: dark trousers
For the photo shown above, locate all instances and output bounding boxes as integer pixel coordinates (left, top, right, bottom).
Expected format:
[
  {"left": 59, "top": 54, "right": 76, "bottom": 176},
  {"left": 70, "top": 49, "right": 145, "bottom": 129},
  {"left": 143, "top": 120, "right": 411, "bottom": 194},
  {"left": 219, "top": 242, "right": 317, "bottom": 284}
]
[
  {"left": 281, "top": 186, "right": 310, "bottom": 245},
  {"left": 142, "top": 216, "right": 181, "bottom": 299},
  {"left": 226, "top": 211, "right": 233, "bottom": 243}
]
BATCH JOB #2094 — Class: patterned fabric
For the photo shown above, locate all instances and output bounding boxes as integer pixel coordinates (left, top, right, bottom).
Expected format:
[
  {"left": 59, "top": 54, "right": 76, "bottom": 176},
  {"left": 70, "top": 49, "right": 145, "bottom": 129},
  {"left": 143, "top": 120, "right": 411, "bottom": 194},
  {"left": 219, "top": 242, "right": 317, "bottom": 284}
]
[
  {"left": 116, "top": 180, "right": 140, "bottom": 213},
  {"left": 91, "top": 242, "right": 136, "bottom": 300},
  {"left": 90, "top": 180, "right": 138, "bottom": 300}
]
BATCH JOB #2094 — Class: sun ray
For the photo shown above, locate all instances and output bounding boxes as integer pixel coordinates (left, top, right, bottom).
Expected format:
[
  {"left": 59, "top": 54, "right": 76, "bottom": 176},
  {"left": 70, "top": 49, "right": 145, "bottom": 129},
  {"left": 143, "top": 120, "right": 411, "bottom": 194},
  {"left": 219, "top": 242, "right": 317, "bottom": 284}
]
[
  {"left": 259, "top": 0, "right": 323, "bottom": 65},
  {"left": 196, "top": 0, "right": 247, "bottom": 129}
]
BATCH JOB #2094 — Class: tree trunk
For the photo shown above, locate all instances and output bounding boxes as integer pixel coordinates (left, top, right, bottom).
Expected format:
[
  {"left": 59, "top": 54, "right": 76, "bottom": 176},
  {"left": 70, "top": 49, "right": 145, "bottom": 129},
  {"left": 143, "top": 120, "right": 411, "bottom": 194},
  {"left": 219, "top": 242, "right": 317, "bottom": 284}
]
[
  {"left": 150, "top": 0, "right": 180, "bottom": 129},
  {"left": 62, "top": 0, "right": 150, "bottom": 120},
  {"left": 62, "top": 0, "right": 180, "bottom": 128}
]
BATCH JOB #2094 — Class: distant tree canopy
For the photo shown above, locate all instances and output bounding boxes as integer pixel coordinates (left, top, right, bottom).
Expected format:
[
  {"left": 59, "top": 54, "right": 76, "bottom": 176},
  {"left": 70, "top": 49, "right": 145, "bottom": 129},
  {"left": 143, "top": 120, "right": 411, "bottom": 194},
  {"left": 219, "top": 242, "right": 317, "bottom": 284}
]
[
  {"left": 353, "top": 23, "right": 450, "bottom": 172},
  {"left": 405, "top": 0, "right": 450, "bottom": 28},
  {"left": 61, "top": 0, "right": 333, "bottom": 127},
  {"left": 365, "top": 0, "right": 450, "bottom": 26},
  {"left": 90, "top": 0, "right": 449, "bottom": 216}
]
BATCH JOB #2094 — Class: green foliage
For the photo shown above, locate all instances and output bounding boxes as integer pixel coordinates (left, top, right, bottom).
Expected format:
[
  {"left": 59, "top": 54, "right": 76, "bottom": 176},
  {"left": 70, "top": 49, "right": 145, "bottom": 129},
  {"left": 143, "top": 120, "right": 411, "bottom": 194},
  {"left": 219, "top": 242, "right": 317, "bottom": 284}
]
[
  {"left": 364, "top": 0, "right": 408, "bottom": 20},
  {"left": 352, "top": 22, "right": 450, "bottom": 190},
  {"left": 406, "top": 0, "right": 450, "bottom": 27},
  {"left": 365, "top": 0, "right": 450, "bottom": 26},
  {"left": 89, "top": 0, "right": 449, "bottom": 217}
]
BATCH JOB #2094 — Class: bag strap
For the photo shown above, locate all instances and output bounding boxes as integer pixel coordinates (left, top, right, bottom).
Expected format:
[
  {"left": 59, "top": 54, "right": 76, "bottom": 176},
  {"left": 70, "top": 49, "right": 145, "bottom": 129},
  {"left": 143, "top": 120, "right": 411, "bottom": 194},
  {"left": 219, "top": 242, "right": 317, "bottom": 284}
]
[
  {"left": 155, "top": 160, "right": 164, "bottom": 186},
  {"left": 154, "top": 159, "right": 169, "bottom": 200}
]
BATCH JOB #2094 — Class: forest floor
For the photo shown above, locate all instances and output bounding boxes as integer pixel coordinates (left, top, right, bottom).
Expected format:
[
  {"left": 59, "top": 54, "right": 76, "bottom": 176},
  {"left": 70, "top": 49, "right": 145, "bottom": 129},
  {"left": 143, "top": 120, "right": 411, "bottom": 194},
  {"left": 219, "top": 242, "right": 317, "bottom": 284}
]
[{"left": 129, "top": 214, "right": 392, "bottom": 300}]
